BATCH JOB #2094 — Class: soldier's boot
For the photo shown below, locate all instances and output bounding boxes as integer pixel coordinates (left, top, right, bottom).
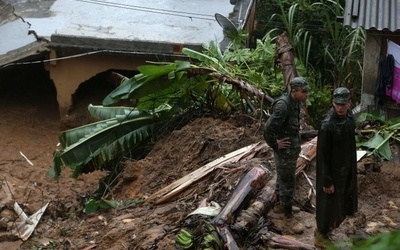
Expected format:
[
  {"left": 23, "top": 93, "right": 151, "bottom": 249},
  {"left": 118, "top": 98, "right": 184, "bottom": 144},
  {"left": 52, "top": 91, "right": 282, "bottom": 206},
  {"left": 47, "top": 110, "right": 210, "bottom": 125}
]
[
  {"left": 273, "top": 203, "right": 300, "bottom": 214},
  {"left": 314, "top": 229, "right": 331, "bottom": 249},
  {"left": 283, "top": 206, "right": 304, "bottom": 234}
]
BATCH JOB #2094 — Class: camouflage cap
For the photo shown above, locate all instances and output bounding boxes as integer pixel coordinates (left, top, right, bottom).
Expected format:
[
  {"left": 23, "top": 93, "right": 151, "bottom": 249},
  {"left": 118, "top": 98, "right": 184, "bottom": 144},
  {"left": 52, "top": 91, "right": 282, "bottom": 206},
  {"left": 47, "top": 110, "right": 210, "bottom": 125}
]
[
  {"left": 289, "top": 77, "right": 310, "bottom": 92},
  {"left": 333, "top": 87, "right": 350, "bottom": 104}
]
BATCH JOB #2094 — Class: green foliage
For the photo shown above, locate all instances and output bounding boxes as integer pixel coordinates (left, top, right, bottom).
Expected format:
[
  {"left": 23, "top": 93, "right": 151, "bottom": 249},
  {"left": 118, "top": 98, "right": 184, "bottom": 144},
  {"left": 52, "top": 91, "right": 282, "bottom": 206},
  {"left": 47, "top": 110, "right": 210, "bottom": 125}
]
[
  {"left": 49, "top": 107, "right": 159, "bottom": 178},
  {"left": 327, "top": 230, "right": 400, "bottom": 250},
  {"left": 51, "top": 59, "right": 218, "bottom": 179},
  {"left": 254, "top": 0, "right": 365, "bottom": 92},
  {"left": 53, "top": 1, "right": 362, "bottom": 181},
  {"left": 311, "top": 1, "right": 365, "bottom": 90},
  {"left": 352, "top": 230, "right": 400, "bottom": 250},
  {"left": 306, "top": 84, "right": 332, "bottom": 128},
  {"left": 176, "top": 229, "right": 194, "bottom": 249},
  {"left": 202, "top": 30, "right": 287, "bottom": 99},
  {"left": 84, "top": 197, "right": 144, "bottom": 213},
  {"left": 85, "top": 198, "right": 119, "bottom": 213},
  {"left": 356, "top": 111, "right": 400, "bottom": 161}
]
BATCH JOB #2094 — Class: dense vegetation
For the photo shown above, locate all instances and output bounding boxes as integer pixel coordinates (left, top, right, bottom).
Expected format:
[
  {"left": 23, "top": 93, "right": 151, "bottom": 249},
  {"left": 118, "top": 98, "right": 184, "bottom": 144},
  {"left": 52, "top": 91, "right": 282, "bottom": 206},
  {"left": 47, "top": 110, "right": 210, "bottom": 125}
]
[
  {"left": 49, "top": 2, "right": 400, "bottom": 248},
  {"left": 254, "top": 0, "right": 365, "bottom": 124},
  {"left": 50, "top": 0, "right": 366, "bottom": 179}
]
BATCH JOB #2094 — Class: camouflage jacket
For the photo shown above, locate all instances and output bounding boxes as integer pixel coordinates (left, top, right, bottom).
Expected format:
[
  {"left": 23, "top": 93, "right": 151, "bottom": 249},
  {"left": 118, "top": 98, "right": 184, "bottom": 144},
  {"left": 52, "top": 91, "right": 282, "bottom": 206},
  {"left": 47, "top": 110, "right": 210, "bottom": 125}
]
[{"left": 263, "top": 92, "right": 301, "bottom": 156}]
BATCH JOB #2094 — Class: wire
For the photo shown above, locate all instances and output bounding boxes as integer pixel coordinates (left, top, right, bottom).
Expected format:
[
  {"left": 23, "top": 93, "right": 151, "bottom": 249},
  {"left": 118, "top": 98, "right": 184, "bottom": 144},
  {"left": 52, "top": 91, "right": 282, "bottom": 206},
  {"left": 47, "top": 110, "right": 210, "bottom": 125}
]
[
  {"left": 0, "top": 49, "right": 189, "bottom": 69},
  {"left": 74, "top": 0, "right": 215, "bottom": 21}
]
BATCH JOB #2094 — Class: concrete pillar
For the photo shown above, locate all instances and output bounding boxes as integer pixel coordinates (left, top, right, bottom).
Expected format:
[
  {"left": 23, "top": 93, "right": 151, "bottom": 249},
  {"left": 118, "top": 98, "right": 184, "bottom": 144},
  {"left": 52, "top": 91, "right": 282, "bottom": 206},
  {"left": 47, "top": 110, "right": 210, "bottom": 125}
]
[
  {"left": 361, "top": 31, "right": 382, "bottom": 109},
  {"left": 46, "top": 51, "right": 146, "bottom": 119}
]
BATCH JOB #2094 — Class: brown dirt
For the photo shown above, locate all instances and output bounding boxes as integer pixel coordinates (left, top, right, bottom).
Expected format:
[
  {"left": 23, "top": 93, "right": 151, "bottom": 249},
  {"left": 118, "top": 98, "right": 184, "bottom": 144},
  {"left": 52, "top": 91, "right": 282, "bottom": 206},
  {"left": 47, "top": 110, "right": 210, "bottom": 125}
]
[{"left": 1, "top": 67, "right": 400, "bottom": 249}]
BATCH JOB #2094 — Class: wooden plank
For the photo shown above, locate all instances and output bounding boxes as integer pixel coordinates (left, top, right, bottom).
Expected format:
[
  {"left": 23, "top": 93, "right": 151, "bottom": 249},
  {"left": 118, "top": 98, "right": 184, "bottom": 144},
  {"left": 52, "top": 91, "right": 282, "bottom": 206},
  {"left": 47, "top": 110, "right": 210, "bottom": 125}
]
[{"left": 146, "top": 141, "right": 264, "bottom": 204}]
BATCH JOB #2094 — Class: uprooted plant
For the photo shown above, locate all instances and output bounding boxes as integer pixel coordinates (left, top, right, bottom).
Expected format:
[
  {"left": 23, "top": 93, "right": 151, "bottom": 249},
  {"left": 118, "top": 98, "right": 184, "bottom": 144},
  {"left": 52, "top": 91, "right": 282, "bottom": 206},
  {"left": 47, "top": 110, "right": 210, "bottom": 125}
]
[
  {"left": 356, "top": 110, "right": 400, "bottom": 161},
  {"left": 49, "top": 28, "right": 290, "bottom": 182}
]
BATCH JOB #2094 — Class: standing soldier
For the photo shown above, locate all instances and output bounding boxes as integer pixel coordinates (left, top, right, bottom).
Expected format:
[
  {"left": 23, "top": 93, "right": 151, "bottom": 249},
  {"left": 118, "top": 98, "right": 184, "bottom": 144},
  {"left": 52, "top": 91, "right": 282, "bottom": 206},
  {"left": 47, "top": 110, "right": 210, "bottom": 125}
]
[
  {"left": 264, "top": 77, "right": 310, "bottom": 234},
  {"left": 314, "top": 87, "right": 358, "bottom": 248}
]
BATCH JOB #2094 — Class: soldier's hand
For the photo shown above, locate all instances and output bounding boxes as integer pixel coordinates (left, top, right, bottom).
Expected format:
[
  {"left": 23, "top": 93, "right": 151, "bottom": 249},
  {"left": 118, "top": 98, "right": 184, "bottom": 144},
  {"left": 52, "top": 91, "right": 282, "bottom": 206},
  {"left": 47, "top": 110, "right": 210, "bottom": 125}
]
[
  {"left": 323, "top": 185, "right": 335, "bottom": 194},
  {"left": 277, "top": 137, "right": 291, "bottom": 149}
]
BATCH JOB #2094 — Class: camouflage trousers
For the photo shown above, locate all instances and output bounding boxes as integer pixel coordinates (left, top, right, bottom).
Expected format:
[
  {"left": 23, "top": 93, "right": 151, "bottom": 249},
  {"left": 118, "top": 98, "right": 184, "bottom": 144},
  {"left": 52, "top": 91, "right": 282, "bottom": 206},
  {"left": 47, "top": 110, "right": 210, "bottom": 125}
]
[{"left": 274, "top": 151, "right": 298, "bottom": 208}]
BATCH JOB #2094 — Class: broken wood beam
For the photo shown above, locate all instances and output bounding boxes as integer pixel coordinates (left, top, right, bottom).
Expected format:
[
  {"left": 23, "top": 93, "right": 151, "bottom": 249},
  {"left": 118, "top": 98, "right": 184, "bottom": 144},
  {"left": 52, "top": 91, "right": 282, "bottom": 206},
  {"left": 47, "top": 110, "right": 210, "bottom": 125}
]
[
  {"left": 231, "top": 176, "right": 276, "bottom": 233},
  {"left": 216, "top": 226, "right": 240, "bottom": 250},
  {"left": 213, "top": 166, "right": 270, "bottom": 226},
  {"left": 296, "top": 136, "right": 317, "bottom": 176}
]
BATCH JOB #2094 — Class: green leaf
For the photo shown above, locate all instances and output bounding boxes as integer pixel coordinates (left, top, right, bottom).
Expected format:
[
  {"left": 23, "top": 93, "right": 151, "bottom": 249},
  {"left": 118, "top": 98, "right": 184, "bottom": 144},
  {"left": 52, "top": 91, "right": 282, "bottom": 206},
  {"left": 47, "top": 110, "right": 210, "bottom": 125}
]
[
  {"left": 360, "top": 132, "right": 392, "bottom": 160},
  {"left": 84, "top": 199, "right": 99, "bottom": 213},
  {"left": 57, "top": 117, "right": 128, "bottom": 149},
  {"left": 48, "top": 150, "right": 63, "bottom": 179},
  {"left": 102, "top": 62, "right": 195, "bottom": 107},
  {"left": 53, "top": 112, "right": 154, "bottom": 178},
  {"left": 98, "top": 198, "right": 119, "bottom": 209},
  {"left": 137, "top": 63, "right": 177, "bottom": 83},
  {"left": 182, "top": 48, "right": 219, "bottom": 64},
  {"left": 356, "top": 111, "right": 386, "bottom": 124},
  {"left": 102, "top": 77, "right": 138, "bottom": 105},
  {"left": 352, "top": 230, "right": 400, "bottom": 250},
  {"left": 88, "top": 104, "right": 136, "bottom": 120},
  {"left": 61, "top": 118, "right": 153, "bottom": 176}
]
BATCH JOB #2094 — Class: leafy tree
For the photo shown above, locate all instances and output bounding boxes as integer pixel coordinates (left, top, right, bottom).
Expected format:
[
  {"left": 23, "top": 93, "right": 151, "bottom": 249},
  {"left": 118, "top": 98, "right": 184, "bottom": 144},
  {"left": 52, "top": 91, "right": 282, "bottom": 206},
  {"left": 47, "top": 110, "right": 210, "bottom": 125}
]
[
  {"left": 49, "top": 36, "right": 281, "bottom": 179},
  {"left": 254, "top": 0, "right": 364, "bottom": 95}
]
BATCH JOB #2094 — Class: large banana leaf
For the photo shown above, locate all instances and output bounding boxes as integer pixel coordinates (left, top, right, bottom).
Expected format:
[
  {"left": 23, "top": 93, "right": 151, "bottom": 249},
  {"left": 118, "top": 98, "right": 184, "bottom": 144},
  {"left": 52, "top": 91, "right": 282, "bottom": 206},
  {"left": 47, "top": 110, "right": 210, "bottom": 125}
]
[
  {"left": 58, "top": 118, "right": 119, "bottom": 149},
  {"left": 51, "top": 105, "right": 171, "bottom": 178},
  {"left": 102, "top": 61, "right": 192, "bottom": 106},
  {"left": 88, "top": 104, "right": 135, "bottom": 120},
  {"left": 360, "top": 132, "right": 393, "bottom": 161},
  {"left": 58, "top": 106, "right": 139, "bottom": 148}
]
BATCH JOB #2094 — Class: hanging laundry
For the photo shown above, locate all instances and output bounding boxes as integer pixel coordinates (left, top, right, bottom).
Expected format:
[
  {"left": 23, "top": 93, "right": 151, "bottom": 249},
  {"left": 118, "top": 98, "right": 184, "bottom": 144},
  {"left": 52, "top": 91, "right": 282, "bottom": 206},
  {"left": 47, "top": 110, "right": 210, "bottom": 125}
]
[
  {"left": 375, "top": 54, "right": 392, "bottom": 105},
  {"left": 386, "top": 40, "right": 400, "bottom": 103}
]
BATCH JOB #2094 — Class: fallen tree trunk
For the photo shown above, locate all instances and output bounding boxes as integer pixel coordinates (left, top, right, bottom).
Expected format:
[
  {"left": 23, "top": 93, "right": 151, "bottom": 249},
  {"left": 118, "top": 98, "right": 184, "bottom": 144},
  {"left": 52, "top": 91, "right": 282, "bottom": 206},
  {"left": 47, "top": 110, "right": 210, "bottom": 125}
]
[
  {"left": 213, "top": 136, "right": 317, "bottom": 247},
  {"left": 275, "top": 31, "right": 313, "bottom": 131},
  {"left": 231, "top": 176, "right": 276, "bottom": 232},
  {"left": 213, "top": 166, "right": 270, "bottom": 226},
  {"left": 210, "top": 71, "right": 275, "bottom": 104},
  {"left": 275, "top": 31, "right": 298, "bottom": 89},
  {"left": 296, "top": 136, "right": 317, "bottom": 176},
  {"left": 230, "top": 137, "right": 318, "bottom": 234}
]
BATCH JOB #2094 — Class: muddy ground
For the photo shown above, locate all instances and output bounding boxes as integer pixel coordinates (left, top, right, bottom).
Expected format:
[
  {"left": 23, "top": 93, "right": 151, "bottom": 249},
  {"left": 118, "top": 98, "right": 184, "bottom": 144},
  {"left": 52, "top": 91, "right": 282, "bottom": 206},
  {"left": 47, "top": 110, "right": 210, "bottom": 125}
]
[{"left": 0, "top": 65, "right": 400, "bottom": 249}]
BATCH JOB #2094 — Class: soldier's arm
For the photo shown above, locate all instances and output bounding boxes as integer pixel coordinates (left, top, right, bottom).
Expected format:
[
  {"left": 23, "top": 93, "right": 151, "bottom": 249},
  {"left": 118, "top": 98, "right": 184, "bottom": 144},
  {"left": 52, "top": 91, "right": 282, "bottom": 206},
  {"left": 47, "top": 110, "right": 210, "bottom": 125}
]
[
  {"left": 317, "top": 122, "right": 334, "bottom": 187},
  {"left": 263, "top": 100, "right": 288, "bottom": 150}
]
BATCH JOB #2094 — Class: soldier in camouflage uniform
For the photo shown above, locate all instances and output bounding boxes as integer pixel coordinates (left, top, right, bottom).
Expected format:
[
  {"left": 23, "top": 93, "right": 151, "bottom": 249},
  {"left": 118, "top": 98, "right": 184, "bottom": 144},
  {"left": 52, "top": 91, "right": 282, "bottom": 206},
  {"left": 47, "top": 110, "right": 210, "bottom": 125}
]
[{"left": 263, "top": 77, "right": 310, "bottom": 234}]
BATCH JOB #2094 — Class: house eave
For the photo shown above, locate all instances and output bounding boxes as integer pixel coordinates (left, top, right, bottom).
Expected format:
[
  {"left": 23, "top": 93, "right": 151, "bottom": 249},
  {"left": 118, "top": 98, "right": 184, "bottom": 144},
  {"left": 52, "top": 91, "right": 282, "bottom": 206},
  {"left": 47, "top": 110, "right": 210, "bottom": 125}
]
[
  {"left": 49, "top": 34, "right": 203, "bottom": 60},
  {"left": 0, "top": 41, "right": 49, "bottom": 69}
]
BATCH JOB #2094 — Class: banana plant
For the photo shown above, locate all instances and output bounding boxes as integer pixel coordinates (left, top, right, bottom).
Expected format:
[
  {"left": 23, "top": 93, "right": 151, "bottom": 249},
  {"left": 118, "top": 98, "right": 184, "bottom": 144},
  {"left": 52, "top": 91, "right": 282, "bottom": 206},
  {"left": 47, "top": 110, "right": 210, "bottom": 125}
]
[
  {"left": 50, "top": 46, "right": 275, "bottom": 179},
  {"left": 50, "top": 105, "right": 165, "bottom": 179},
  {"left": 356, "top": 112, "right": 400, "bottom": 161},
  {"left": 51, "top": 60, "right": 207, "bottom": 179}
]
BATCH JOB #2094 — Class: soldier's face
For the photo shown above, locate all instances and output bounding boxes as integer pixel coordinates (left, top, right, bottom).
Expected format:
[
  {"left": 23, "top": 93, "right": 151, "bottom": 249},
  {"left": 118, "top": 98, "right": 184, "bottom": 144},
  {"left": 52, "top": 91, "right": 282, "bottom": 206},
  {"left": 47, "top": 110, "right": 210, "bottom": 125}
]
[
  {"left": 291, "top": 88, "right": 309, "bottom": 102},
  {"left": 332, "top": 101, "right": 351, "bottom": 116}
]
